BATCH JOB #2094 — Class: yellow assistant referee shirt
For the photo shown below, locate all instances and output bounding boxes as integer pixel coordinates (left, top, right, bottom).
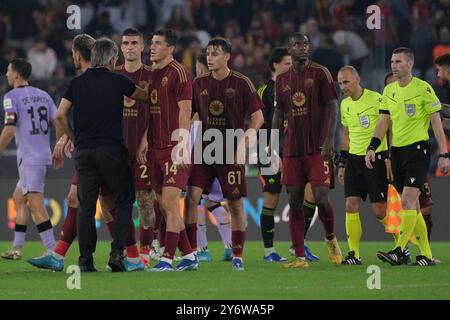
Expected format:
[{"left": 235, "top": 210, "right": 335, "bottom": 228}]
[
  {"left": 341, "top": 88, "right": 388, "bottom": 155},
  {"left": 380, "top": 77, "right": 441, "bottom": 147}
]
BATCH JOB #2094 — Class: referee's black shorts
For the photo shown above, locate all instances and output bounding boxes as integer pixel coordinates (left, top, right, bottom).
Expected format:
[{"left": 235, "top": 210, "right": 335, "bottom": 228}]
[
  {"left": 391, "top": 140, "right": 430, "bottom": 194},
  {"left": 344, "top": 151, "right": 388, "bottom": 202}
]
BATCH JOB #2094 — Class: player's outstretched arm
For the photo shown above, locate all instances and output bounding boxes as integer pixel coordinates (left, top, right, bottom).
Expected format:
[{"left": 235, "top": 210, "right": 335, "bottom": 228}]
[
  {"left": 322, "top": 99, "right": 338, "bottom": 157},
  {"left": 430, "top": 111, "right": 450, "bottom": 174},
  {"left": 0, "top": 125, "right": 16, "bottom": 152},
  {"left": 55, "top": 98, "right": 75, "bottom": 143}
]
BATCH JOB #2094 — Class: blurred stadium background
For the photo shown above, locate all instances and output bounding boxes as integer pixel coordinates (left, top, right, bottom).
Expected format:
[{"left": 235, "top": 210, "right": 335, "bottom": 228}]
[{"left": 1, "top": 0, "right": 450, "bottom": 241}]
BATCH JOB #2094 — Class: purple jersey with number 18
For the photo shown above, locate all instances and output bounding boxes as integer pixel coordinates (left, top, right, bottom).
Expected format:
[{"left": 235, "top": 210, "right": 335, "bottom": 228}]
[{"left": 3, "top": 85, "right": 57, "bottom": 166}]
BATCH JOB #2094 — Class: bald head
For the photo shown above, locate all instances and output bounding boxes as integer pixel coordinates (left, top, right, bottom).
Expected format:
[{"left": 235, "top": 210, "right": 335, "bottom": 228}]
[{"left": 337, "top": 65, "right": 361, "bottom": 99}]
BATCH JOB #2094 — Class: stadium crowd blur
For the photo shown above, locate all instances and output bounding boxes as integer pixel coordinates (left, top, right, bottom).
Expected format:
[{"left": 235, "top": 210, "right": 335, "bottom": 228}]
[{"left": 1, "top": 0, "right": 450, "bottom": 175}]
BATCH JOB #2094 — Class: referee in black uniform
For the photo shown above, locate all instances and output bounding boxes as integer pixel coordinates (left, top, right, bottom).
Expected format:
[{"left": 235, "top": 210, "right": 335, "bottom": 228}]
[{"left": 56, "top": 38, "right": 148, "bottom": 271}]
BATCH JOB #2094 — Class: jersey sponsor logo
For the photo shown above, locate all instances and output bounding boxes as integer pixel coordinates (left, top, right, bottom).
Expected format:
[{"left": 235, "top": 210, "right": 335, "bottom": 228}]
[
  {"left": 150, "top": 89, "right": 158, "bottom": 105},
  {"left": 410, "top": 177, "right": 416, "bottom": 183},
  {"left": 209, "top": 100, "right": 224, "bottom": 116},
  {"left": 305, "top": 78, "right": 314, "bottom": 88},
  {"left": 200, "top": 89, "right": 208, "bottom": 96},
  {"left": 405, "top": 104, "right": 416, "bottom": 117},
  {"left": 225, "top": 88, "right": 236, "bottom": 98},
  {"left": 3, "top": 98, "right": 12, "bottom": 110},
  {"left": 292, "top": 92, "right": 306, "bottom": 107},
  {"left": 124, "top": 96, "right": 136, "bottom": 108},
  {"left": 359, "top": 115, "right": 370, "bottom": 128},
  {"left": 283, "top": 85, "right": 291, "bottom": 92},
  {"left": 161, "top": 76, "right": 168, "bottom": 87}
]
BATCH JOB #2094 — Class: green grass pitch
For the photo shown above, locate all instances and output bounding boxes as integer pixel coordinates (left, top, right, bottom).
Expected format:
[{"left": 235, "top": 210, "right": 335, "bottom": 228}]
[{"left": 1, "top": 241, "right": 449, "bottom": 300}]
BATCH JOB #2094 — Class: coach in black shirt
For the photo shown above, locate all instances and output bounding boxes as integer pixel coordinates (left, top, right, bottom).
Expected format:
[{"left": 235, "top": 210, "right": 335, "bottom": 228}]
[{"left": 56, "top": 38, "right": 148, "bottom": 272}]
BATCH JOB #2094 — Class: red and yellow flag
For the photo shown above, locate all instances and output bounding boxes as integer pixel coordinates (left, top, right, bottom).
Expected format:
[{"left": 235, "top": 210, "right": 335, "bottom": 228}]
[
  {"left": 386, "top": 184, "right": 417, "bottom": 244},
  {"left": 386, "top": 184, "right": 402, "bottom": 234}
]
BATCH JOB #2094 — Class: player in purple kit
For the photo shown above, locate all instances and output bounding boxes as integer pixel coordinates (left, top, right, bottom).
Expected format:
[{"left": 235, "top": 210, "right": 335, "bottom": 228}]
[
  {"left": 271, "top": 33, "right": 342, "bottom": 268},
  {"left": 0, "top": 59, "right": 57, "bottom": 261}
]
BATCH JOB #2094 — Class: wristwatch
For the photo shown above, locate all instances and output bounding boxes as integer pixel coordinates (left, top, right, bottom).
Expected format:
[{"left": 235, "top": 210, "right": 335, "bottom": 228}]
[{"left": 438, "top": 153, "right": 449, "bottom": 159}]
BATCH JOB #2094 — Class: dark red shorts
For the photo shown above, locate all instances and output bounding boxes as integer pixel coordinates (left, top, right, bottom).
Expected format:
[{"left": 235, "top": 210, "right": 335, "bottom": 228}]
[
  {"left": 281, "top": 153, "right": 332, "bottom": 189},
  {"left": 188, "top": 164, "right": 247, "bottom": 200},
  {"left": 130, "top": 150, "right": 152, "bottom": 191},
  {"left": 419, "top": 177, "right": 433, "bottom": 209},
  {"left": 70, "top": 172, "right": 112, "bottom": 196},
  {"left": 149, "top": 147, "right": 190, "bottom": 194}
]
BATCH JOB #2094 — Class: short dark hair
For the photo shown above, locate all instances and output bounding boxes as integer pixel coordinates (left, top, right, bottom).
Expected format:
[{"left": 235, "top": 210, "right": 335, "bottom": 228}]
[
  {"left": 10, "top": 58, "right": 32, "bottom": 80},
  {"left": 392, "top": 47, "right": 414, "bottom": 60},
  {"left": 435, "top": 53, "right": 450, "bottom": 67},
  {"left": 152, "top": 29, "right": 178, "bottom": 47},
  {"left": 268, "top": 47, "right": 289, "bottom": 72},
  {"left": 384, "top": 72, "right": 395, "bottom": 86},
  {"left": 73, "top": 34, "right": 95, "bottom": 61},
  {"left": 289, "top": 32, "right": 309, "bottom": 43},
  {"left": 197, "top": 48, "right": 207, "bottom": 67},
  {"left": 207, "top": 37, "right": 232, "bottom": 54},
  {"left": 122, "top": 27, "right": 143, "bottom": 39}
]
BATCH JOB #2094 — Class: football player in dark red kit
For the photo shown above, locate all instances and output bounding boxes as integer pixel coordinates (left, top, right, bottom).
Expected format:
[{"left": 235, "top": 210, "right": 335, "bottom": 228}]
[
  {"left": 271, "top": 33, "right": 342, "bottom": 268},
  {"left": 114, "top": 27, "right": 156, "bottom": 269},
  {"left": 184, "top": 37, "right": 264, "bottom": 271},
  {"left": 137, "top": 29, "right": 196, "bottom": 272}
]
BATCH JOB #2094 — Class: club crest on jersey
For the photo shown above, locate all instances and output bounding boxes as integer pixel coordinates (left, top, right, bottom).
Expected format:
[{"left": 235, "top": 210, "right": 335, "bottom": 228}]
[
  {"left": 292, "top": 92, "right": 306, "bottom": 107},
  {"left": 161, "top": 76, "right": 168, "bottom": 87},
  {"left": 359, "top": 115, "right": 370, "bottom": 128},
  {"left": 225, "top": 88, "right": 236, "bottom": 98},
  {"left": 305, "top": 78, "right": 314, "bottom": 88},
  {"left": 405, "top": 104, "right": 416, "bottom": 117},
  {"left": 124, "top": 96, "right": 136, "bottom": 108},
  {"left": 209, "top": 100, "right": 224, "bottom": 116},
  {"left": 150, "top": 89, "right": 158, "bottom": 105}
]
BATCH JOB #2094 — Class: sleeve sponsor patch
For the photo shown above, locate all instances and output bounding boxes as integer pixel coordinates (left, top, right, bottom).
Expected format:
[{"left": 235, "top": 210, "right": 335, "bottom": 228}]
[
  {"left": 3, "top": 98, "right": 12, "bottom": 110},
  {"left": 4, "top": 112, "right": 17, "bottom": 125}
]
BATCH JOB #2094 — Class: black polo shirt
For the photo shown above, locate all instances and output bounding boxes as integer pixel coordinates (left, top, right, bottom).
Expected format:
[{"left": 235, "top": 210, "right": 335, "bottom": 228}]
[{"left": 63, "top": 67, "right": 136, "bottom": 149}]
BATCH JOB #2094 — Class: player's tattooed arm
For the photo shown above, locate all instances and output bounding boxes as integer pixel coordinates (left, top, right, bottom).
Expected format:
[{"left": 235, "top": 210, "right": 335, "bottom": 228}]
[
  {"left": 322, "top": 99, "right": 338, "bottom": 157},
  {"left": 55, "top": 98, "right": 75, "bottom": 143}
]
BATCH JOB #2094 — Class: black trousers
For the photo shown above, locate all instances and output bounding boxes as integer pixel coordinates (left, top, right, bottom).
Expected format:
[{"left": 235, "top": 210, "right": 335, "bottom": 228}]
[{"left": 74, "top": 144, "right": 135, "bottom": 266}]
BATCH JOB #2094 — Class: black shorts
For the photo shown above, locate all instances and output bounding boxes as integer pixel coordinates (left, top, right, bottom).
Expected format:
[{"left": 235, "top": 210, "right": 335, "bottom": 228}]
[
  {"left": 344, "top": 152, "right": 388, "bottom": 202},
  {"left": 258, "top": 167, "right": 282, "bottom": 194},
  {"left": 391, "top": 140, "right": 430, "bottom": 194}
]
